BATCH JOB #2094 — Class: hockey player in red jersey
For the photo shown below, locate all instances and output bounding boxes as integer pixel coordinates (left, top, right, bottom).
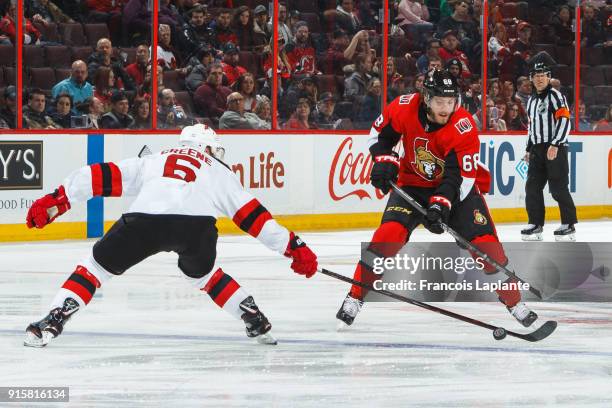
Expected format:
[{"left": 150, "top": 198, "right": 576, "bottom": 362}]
[
  {"left": 24, "top": 124, "right": 318, "bottom": 347},
  {"left": 336, "top": 69, "right": 537, "bottom": 329}
]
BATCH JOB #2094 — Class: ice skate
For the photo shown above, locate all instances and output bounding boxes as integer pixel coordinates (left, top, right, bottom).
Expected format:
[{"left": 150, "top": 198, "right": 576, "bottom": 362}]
[
  {"left": 239, "top": 296, "right": 277, "bottom": 345},
  {"left": 521, "top": 224, "right": 543, "bottom": 241},
  {"left": 336, "top": 294, "right": 363, "bottom": 330},
  {"left": 554, "top": 224, "right": 575, "bottom": 241},
  {"left": 24, "top": 298, "right": 79, "bottom": 347},
  {"left": 507, "top": 302, "right": 538, "bottom": 327}
]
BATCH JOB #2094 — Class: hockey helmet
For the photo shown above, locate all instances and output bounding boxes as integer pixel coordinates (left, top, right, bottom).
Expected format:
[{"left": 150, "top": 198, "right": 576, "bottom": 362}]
[
  {"left": 529, "top": 61, "right": 551, "bottom": 77},
  {"left": 423, "top": 68, "right": 461, "bottom": 111},
  {"left": 179, "top": 124, "right": 225, "bottom": 160}
]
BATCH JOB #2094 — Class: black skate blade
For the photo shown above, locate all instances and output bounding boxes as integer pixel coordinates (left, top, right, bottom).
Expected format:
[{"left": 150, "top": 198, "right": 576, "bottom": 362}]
[{"left": 507, "top": 320, "right": 557, "bottom": 342}]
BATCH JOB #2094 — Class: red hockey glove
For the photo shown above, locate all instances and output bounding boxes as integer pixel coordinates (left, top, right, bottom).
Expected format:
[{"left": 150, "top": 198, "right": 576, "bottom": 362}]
[
  {"left": 284, "top": 232, "right": 317, "bottom": 278},
  {"left": 423, "top": 195, "right": 451, "bottom": 235},
  {"left": 370, "top": 152, "right": 400, "bottom": 194},
  {"left": 26, "top": 185, "right": 71, "bottom": 229}
]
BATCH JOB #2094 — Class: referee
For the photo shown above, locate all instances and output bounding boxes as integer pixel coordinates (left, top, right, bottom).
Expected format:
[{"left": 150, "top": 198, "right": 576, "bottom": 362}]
[{"left": 521, "top": 62, "right": 577, "bottom": 241}]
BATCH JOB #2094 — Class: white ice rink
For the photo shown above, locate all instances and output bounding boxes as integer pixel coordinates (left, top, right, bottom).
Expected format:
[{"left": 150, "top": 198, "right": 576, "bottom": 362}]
[{"left": 1, "top": 221, "right": 612, "bottom": 407}]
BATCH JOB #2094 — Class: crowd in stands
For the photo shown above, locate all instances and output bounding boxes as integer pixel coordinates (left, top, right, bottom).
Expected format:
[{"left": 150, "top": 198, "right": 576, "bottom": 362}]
[{"left": 0, "top": 0, "right": 610, "bottom": 131}]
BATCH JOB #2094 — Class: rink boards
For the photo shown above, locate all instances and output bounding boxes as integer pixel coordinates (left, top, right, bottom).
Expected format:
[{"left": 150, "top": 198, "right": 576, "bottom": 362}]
[{"left": 0, "top": 133, "right": 610, "bottom": 241}]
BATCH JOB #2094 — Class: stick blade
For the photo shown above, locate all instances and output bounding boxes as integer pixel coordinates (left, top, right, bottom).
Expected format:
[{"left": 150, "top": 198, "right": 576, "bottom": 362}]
[{"left": 512, "top": 320, "right": 557, "bottom": 342}]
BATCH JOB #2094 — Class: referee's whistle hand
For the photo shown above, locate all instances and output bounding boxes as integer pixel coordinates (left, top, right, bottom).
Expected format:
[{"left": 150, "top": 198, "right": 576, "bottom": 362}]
[{"left": 547, "top": 146, "right": 558, "bottom": 160}]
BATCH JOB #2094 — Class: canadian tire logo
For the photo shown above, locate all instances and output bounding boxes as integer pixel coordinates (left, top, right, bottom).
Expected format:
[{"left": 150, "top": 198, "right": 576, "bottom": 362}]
[{"left": 0, "top": 141, "right": 43, "bottom": 190}]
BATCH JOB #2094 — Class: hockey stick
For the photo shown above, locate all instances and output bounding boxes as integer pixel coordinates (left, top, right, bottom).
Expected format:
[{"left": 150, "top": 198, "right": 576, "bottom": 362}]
[
  {"left": 389, "top": 182, "right": 543, "bottom": 299},
  {"left": 320, "top": 268, "right": 557, "bottom": 342}
]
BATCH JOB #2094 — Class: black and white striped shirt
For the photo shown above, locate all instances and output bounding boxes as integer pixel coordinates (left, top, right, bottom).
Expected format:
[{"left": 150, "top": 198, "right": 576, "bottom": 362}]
[{"left": 526, "top": 85, "right": 571, "bottom": 151}]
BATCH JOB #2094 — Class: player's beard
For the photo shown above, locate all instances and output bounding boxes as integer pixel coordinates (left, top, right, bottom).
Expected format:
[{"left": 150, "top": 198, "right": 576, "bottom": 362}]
[{"left": 429, "top": 111, "right": 452, "bottom": 125}]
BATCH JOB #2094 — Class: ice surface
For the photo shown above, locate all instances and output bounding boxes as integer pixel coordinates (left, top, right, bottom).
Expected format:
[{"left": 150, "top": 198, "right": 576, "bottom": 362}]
[{"left": 1, "top": 222, "right": 611, "bottom": 407}]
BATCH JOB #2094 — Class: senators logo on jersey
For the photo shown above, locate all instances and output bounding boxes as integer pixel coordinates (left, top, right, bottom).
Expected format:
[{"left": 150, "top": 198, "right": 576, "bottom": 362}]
[{"left": 412, "top": 138, "right": 445, "bottom": 181}]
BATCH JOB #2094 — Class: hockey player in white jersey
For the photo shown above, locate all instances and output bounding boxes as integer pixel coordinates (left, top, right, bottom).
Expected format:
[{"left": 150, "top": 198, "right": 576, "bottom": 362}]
[{"left": 24, "top": 124, "right": 318, "bottom": 347}]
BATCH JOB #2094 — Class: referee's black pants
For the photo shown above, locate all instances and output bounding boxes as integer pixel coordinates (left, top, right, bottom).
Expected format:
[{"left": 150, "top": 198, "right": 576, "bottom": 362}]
[{"left": 525, "top": 144, "right": 577, "bottom": 226}]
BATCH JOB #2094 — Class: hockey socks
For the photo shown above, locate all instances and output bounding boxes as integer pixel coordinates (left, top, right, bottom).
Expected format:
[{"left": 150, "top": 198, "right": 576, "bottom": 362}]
[
  {"left": 199, "top": 268, "right": 251, "bottom": 320},
  {"left": 50, "top": 256, "right": 113, "bottom": 310}
]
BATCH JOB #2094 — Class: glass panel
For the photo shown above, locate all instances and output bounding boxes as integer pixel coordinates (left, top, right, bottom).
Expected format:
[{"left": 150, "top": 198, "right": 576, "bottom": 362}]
[
  {"left": 579, "top": 2, "right": 610, "bottom": 132},
  {"left": 183, "top": 4, "right": 272, "bottom": 130},
  {"left": 388, "top": 0, "right": 480, "bottom": 126},
  {"left": 486, "top": 1, "right": 575, "bottom": 132},
  {"left": 279, "top": 0, "right": 382, "bottom": 130},
  {"left": 0, "top": 1, "right": 17, "bottom": 129},
  {"left": 19, "top": 0, "right": 152, "bottom": 130}
]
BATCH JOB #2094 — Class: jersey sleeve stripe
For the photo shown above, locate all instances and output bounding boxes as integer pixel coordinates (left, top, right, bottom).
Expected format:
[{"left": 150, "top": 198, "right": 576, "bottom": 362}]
[
  {"left": 90, "top": 163, "right": 123, "bottom": 197},
  {"left": 232, "top": 198, "right": 273, "bottom": 237}
]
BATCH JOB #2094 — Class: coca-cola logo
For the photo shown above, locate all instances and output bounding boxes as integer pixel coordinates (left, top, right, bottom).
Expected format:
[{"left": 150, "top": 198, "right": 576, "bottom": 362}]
[{"left": 328, "top": 137, "right": 385, "bottom": 201}]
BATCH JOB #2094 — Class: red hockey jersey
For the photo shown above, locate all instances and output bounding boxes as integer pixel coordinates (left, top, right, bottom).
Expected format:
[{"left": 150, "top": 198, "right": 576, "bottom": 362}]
[{"left": 369, "top": 93, "right": 489, "bottom": 202}]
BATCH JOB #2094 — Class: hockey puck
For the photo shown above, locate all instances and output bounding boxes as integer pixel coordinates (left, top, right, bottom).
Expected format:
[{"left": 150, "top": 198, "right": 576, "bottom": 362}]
[{"left": 493, "top": 327, "right": 507, "bottom": 340}]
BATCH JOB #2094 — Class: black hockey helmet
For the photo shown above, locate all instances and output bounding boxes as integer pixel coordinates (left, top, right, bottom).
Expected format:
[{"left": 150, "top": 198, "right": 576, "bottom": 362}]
[
  {"left": 423, "top": 69, "right": 461, "bottom": 111},
  {"left": 529, "top": 61, "right": 551, "bottom": 76}
]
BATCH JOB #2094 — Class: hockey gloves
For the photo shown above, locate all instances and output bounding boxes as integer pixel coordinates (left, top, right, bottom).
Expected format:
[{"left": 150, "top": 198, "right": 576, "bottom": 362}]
[
  {"left": 26, "top": 185, "right": 71, "bottom": 229},
  {"left": 284, "top": 232, "right": 317, "bottom": 278},
  {"left": 423, "top": 195, "right": 451, "bottom": 235},
  {"left": 370, "top": 152, "right": 400, "bottom": 194}
]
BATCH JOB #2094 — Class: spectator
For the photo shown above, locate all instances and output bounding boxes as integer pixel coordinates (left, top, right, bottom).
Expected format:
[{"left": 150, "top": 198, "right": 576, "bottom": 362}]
[
  {"left": 572, "top": 100, "right": 592, "bottom": 131},
  {"left": 427, "top": 55, "right": 443, "bottom": 72},
  {"left": 178, "top": 5, "right": 215, "bottom": 60},
  {"left": 232, "top": 5, "right": 265, "bottom": 51},
  {"left": 27, "top": 0, "right": 75, "bottom": 24},
  {"left": 355, "top": 78, "right": 382, "bottom": 124},
  {"left": 122, "top": 0, "right": 153, "bottom": 46},
  {"left": 253, "top": 5, "right": 272, "bottom": 45},
  {"left": 550, "top": 78, "right": 562, "bottom": 92},
  {"left": 93, "top": 66, "right": 118, "bottom": 111},
  {"left": 486, "top": 99, "right": 506, "bottom": 131},
  {"left": 321, "top": 29, "right": 351, "bottom": 75},
  {"left": 387, "top": 56, "right": 404, "bottom": 100},
  {"left": 593, "top": 105, "right": 612, "bottom": 132},
  {"left": 501, "top": 80, "right": 516, "bottom": 102},
  {"left": 193, "top": 62, "right": 231, "bottom": 124},
  {"left": 100, "top": 91, "right": 134, "bottom": 129},
  {"left": 581, "top": 4, "right": 606, "bottom": 48},
  {"left": 156, "top": 24, "right": 182, "bottom": 71},
  {"left": 23, "top": 89, "right": 60, "bottom": 129},
  {"left": 51, "top": 60, "right": 94, "bottom": 106},
  {"left": 508, "top": 21, "right": 536, "bottom": 79},
  {"left": 551, "top": 5, "right": 574, "bottom": 47},
  {"left": 288, "top": 10, "right": 301, "bottom": 35},
  {"left": 504, "top": 101, "right": 527, "bottom": 130},
  {"left": 85, "top": 0, "right": 124, "bottom": 45},
  {"left": 212, "top": 8, "right": 237, "bottom": 49},
  {"left": 344, "top": 53, "right": 374, "bottom": 100},
  {"left": 233, "top": 72, "right": 257, "bottom": 112},
  {"left": 158, "top": 0, "right": 180, "bottom": 28},
  {"left": 125, "top": 44, "right": 149, "bottom": 87},
  {"left": 437, "top": 0, "right": 479, "bottom": 58},
  {"left": 283, "top": 97, "right": 315, "bottom": 129},
  {"left": 219, "top": 92, "right": 270, "bottom": 129},
  {"left": 396, "top": 0, "right": 433, "bottom": 48},
  {"left": 157, "top": 88, "right": 189, "bottom": 129},
  {"left": 136, "top": 63, "right": 162, "bottom": 101},
  {"left": 494, "top": 98, "right": 507, "bottom": 121},
  {"left": 334, "top": 0, "right": 361, "bottom": 35},
  {"left": 515, "top": 76, "right": 531, "bottom": 108},
  {"left": 341, "top": 29, "right": 372, "bottom": 65},
  {"left": 253, "top": 95, "right": 272, "bottom": 127},
  {"left": 488, "top": 78, "right": 500, "bottom": 100},
  {"left": 185, "top": 46, "right": 215, "bottom": 93},
  {"left": 313, "top": 92, "right": 341, "bottom": 129},
  {"left": 488, "top": 23, "right": 510, "bottom": 78},
  {"left": 0, "top": 85, "right": 16, "bottom": 128},
  {"left": 438, "top": 30, "right": 472, "bottom": 78},
  {"left": 49, "top": 93, "right": 73, "bottom": 128},
  {"left": 408, "top": 73, "right": 425, "bottom": 94},
  {"left": 416, "top": 38, "right": 442, "bottom": 74},
  {"left": 1, "top": 1, "right": 41, "bottom": 44},
  {"left": 446, "top": 58, "right": 464, "bottom": 82},
  {"left": 262, "top": 35, "right": 292, "bottom": 82},
  {"left": 271, "top": 2, "right": 292, "bottom": 46},
  {"left": 461, "top": 76, "right": 481, "bottom": 115},
  {"left": 88, "top": 38, "right": 135, "bottom": 91},
  {"left": 221, "top": 42, "right": 247, "bottom": 87},
  {"left": 286, "top": 21, "right": 317, "bottom": 76},
  {"left": 282, "top": 74, "right": 318, "bottom": 119},
  {"left": 85, "top": 96, "right": 104, "bottom": 129}
]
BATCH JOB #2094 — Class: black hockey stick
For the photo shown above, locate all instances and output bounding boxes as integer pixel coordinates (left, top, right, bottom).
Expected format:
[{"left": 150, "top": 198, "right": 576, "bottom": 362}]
[
  {"left": 321, "top": 268, "right": 557, "bottom": 342},
  {"left": 389, "top": 182, "right": 543, "bottom": 299}
]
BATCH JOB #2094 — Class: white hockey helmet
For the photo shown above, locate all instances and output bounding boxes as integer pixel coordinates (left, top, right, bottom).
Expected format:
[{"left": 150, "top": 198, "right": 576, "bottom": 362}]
[{"left": 179, "top": 124, "right": 225, "bottom": 160}]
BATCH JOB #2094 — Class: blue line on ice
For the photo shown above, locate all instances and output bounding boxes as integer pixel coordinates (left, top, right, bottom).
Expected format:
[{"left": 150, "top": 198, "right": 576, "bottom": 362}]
[{"left": 5, "top": 329, "right": 612, "bottom": 358}]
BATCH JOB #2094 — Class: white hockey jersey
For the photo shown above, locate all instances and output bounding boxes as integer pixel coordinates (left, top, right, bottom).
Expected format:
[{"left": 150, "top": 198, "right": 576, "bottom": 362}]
[{"left": 62, "top": 145, "right": 290, "bottom": 255}]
